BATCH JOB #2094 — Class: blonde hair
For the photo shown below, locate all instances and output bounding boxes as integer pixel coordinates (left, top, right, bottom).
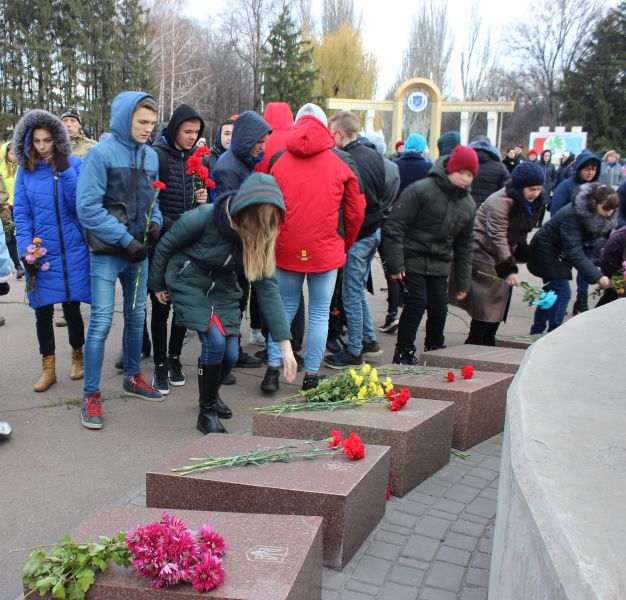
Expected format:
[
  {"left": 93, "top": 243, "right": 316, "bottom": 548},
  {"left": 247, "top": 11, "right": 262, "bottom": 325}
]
[{"left": 228, "top": 201, "right": 281, "bottom": 281}]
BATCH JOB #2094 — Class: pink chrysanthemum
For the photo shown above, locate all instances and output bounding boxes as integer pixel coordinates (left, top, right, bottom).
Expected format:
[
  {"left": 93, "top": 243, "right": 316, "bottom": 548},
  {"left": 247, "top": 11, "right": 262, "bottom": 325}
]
[
  {"left": 196, "top": 524, "right": 227, "bottom": 557},
  {"left": 191, "top": 552, "right": 226, "bottom": 592}
]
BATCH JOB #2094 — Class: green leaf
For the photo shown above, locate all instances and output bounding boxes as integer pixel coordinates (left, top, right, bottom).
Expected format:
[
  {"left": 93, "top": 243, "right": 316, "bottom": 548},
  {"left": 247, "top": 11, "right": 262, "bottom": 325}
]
[
  {"left": 76, "top": 569, "right": 95, "bottom": 592},
  {"left": 23, "top": 552, "right": 46, "bottom": 577},
  {"left": 52, "top": 578, "right": 67, "bottom": 599}
]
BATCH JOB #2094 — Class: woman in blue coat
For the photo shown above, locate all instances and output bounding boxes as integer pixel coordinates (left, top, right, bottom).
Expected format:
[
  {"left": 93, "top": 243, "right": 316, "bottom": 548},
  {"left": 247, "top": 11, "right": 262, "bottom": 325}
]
[{"left": 13, "top": 110, "right": 91, "bottom": 392}]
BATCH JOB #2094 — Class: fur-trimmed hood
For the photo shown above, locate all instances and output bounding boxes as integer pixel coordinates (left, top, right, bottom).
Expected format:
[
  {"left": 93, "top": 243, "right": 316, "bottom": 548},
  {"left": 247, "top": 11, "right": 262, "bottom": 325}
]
[
  {"left": 12, "top": 110, "right": 71, "bottom": 169},
  {"left": 573, "top": 182, "right": 617, "bottom": 236}
]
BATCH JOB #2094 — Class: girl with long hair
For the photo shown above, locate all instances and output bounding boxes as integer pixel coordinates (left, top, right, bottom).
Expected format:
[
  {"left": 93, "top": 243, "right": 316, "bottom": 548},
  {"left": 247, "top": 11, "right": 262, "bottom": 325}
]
[
  {"left": 149, "top": 173, "right": 297, "bottom": 434},
  {"left": 12, "top": 110, "right": 90, "bottom": 391}
]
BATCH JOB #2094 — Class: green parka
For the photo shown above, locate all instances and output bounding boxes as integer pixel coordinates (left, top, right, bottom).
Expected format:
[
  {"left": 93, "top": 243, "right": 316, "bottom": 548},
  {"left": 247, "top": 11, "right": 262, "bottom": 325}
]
[
  {"left": 148, "top": 173, "right": 291, "bottom": 340},
  {"left": 383, "top": 160, "right": 476, "bottom": 292}
]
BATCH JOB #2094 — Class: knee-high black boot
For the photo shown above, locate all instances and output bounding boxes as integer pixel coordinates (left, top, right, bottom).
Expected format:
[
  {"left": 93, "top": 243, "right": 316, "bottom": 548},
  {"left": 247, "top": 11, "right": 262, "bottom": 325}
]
[
  {"left": 198, "top": 361, "right": 232, "bottom": 419},
  {"left": 197, "top": 363, "right": 227, "bottom": 435}
]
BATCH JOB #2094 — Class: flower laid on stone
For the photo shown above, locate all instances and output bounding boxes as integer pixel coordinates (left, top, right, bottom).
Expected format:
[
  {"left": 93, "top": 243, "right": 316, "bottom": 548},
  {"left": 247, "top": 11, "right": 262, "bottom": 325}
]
[
  {"left": 172, "top": 431, "right": 366, "bottom": 476},
  {"left": 253, "top": 364, "right": 412, "bottom": 415},
  {"left": 447, "top": 371, "right": 455, "bottom": 382},
  {"left": 126, "top": 512, "right": 226, "bottom": 591},
  {"left": 461, "top": 364, "right": 474, "bottom": 379},
  {"left": 21, "top": 512, "right": 226, "bottom": 597},
  {"left": 477, "top": 271, "right": 557, "bottom": 309},
  {"left": 23, "top": 236, "right": 50, "bottom": 296}
]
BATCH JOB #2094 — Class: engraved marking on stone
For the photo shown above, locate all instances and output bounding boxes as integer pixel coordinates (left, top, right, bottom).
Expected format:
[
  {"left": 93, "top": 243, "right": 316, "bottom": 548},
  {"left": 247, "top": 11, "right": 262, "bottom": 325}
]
[
  {"left": 246, "top": 545, "right": 289, "bottom": 562},
  {"left": 398, "top": 410, "right": 425, "bottom": 418},
  {"left": 323, "top": 462, "right": 357, "bottom": 472}
]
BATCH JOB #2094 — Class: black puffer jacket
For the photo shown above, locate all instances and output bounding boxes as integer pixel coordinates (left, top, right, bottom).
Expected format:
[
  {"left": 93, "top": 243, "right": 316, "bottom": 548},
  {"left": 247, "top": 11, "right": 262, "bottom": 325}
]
[
  {"left": 152, "top": 104, "right": 205, "bottom": 233},
  {"left": 528, "top": 183, "right": 617, "bottom": 283},
  {"left": 343, "top": 139, "right": 385, "bottom": 239},
  {"left": 468, "top": 140, "right": 511, "bottom": 208}
]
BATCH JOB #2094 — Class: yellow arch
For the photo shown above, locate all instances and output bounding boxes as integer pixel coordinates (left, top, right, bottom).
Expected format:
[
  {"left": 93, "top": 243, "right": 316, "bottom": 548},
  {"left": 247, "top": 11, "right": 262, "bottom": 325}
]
[{"left": 392, "top": 78, "right": 443, "bottom": 160}]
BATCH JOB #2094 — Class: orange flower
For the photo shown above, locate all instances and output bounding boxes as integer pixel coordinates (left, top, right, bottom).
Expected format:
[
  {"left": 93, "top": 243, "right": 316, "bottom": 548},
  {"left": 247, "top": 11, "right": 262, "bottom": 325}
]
[{"left": 33, "top": 237, "right": 42, "bottom": 244}]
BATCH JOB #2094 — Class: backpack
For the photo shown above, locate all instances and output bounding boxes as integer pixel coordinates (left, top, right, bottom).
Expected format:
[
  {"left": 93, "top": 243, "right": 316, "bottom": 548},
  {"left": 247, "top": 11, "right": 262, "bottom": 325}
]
[{"left": 153, "top": 146, "right": 170, "bottom": 182}]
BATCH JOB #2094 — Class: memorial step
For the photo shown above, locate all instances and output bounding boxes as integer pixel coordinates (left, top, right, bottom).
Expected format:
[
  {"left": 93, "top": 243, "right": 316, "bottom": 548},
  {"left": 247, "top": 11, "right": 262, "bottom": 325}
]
[{"left": 419, "top": 344, "right": 525, "bottom": 374}]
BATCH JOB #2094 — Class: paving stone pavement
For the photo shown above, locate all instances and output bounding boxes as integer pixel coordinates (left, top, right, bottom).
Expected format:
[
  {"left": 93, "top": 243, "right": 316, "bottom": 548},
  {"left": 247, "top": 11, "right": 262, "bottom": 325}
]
[{"left": 125, "top": 433, "right": 502, "bottom": 600}]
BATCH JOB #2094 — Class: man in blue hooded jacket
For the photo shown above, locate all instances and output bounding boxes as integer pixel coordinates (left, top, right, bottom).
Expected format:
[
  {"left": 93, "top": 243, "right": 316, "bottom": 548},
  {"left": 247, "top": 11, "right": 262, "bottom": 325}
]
[{"left": 77, "top": 91, "right": 164, "bottom": 430}]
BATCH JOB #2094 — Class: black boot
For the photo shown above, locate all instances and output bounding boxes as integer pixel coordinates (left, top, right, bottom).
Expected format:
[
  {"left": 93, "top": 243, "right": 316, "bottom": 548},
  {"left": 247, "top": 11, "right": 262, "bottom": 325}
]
[
  {"left": 392, "top": 346, "right": 418, "bottom": 365},
  {"left": 197, "top": 363, "right": 227, "bottom": 434},
  {"left": 572, "top": 293, "right": 588, "bottom": 315},
  {"left": 199, "top": 361, "right": 232, "bottom": 419}
]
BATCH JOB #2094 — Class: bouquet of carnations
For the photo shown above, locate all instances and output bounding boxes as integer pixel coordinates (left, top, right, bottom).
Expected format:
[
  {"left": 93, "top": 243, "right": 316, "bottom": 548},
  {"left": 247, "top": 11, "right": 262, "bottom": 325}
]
[
  {"left": 23, "top": 237, "right": 50, "bottom": 296},
  {"left": 186, "top": 145, "right": 215, "bottom": 207},
  {"left": 22, "top": 512, "right": 227, "bottom": 597}
]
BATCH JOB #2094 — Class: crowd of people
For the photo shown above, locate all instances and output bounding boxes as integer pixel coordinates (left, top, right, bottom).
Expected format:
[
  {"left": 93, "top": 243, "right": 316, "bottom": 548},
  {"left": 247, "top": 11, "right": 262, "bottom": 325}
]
[{"left": 0, "top": 91, "right": 624, "bottom": 437}]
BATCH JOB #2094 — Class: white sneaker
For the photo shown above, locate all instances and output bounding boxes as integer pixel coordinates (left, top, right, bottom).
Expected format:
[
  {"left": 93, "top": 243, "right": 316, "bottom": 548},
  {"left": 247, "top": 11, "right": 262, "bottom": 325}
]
[
  {"left": 0, "top": 421, "right": 12, "bottom": 436},
  {"left": 249, "top": 328, "right": 266, "bottom": 346}
]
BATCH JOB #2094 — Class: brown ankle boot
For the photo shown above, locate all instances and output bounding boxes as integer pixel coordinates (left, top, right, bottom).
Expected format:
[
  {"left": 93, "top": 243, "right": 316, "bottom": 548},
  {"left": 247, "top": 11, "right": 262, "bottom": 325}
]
[
  {"left": 34, "top": 355, "right": 57, "bottom": 392},
  {"left": 70, "top": 347, "right": 84, "bottom": 380}
]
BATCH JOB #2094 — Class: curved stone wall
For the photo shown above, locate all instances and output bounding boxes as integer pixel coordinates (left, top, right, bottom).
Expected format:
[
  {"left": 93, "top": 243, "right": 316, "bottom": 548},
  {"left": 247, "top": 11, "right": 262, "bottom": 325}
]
[{"left": 489, "top": 301, "right": 626, "bottom": 600}]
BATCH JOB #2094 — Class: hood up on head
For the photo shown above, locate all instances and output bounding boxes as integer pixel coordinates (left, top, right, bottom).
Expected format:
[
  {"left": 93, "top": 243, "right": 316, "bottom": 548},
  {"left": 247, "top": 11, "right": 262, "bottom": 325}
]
[
  {"left": 12, "top": 109, "right": 72, "bottom": 168},
  {"left": 109, "top": 91, "right": 156, "bottom": 147},
  {"left": 573, "top": 150, "right": 601, "bottom": 183},
  {"left": 230, "top": 111, "right": 272, "bottom": 164},
  {"left": 163, "top": 104, "right": 205, "bottom": 150},
  {"left": 469, "top": 136, "right": 501, "bottom": 161},
  {"left": 263, "top": 102, "right": 294, "bottom": 132}
]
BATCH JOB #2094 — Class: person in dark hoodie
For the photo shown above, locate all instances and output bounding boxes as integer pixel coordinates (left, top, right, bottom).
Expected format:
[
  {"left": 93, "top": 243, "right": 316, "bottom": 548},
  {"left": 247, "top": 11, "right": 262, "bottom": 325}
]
[
  {"left": 77, "top": 92, "right": 164, "bottom": 429},
  {"left": 554, "top": 151, "right": 576, "bottom": 187},
  {"left": 205, "top": 116, "right": 236, "bottom": 173},
  {"left": 528, "top": 183, "right": 616, "bottom": 333},
  {"left": 437, "top": 131, "right": 461, "bottom": 159},
  {"left": 550, "top": 149, "right": 602, "bottom": 314},
  {"left": 468, "top": 136, "right": 511, "bottom": 209},
  {"left": 149, "top": 104, "right": 206, "bottom": 397},
  {"left": 213, "top": 110, "right": 273, "bottom": 369}
]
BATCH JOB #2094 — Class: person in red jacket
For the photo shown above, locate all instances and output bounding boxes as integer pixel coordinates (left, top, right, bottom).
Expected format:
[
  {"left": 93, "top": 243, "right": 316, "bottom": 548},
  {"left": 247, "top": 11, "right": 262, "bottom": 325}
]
[
  {"left": 260, "top": 103, "right": 366, "bottom": 392},
  {"left": 256, "top": 102, "right": 294, "bottom": 174}
]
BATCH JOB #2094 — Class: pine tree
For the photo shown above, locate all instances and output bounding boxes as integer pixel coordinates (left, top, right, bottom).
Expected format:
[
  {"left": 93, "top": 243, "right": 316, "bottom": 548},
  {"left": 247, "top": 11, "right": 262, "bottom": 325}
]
[
  {"left": 559, "top": 2, "right": 626, "bottom": 151},
  {"left": 262, "top": 7, "right": 317, "bottom": 111}
]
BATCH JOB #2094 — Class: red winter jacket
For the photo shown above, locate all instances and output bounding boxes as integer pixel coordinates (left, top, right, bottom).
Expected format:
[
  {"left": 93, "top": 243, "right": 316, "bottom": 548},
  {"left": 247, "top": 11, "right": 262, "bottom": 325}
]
[
  {"left": 270, "top": 115, "right": 365, "bottom": 273},
  {"left": 256, "top": 102, "right": 294, "bottom": 174}
]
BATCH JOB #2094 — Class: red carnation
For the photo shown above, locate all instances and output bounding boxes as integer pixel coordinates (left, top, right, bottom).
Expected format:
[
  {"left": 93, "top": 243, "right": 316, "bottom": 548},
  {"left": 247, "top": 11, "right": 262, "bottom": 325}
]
[
  {"left": 461, "top": 364, "right": 474, "bottom": 379},
  {"left": 205, "top": 178, "right": 216, "bottom": 189},
  {"left": 329, "top": 430, "right": 343, "bottom": 448},
  {"left": 153, "top": 180, "right": 167, "bottom": 190},
  {"left": 388, "top": 387, "right": 410, "bottom": 411},
  {"left": 197, "top": 165, "right": 209, "bottom": 181},
  {"left": 195, "top": 145, "right": 210, "bottom": 157},
  {"left": 342, "top": 432, "right": 365, "bottom": 460},
  {"left": 447, "top": 371, "right": 455, "bottom": 382}
]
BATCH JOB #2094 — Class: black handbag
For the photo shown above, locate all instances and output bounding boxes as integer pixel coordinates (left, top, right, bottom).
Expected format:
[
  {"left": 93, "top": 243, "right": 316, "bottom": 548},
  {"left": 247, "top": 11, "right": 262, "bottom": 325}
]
[{"left": 84, "top": 149, "right": 146, "bottom": 255}]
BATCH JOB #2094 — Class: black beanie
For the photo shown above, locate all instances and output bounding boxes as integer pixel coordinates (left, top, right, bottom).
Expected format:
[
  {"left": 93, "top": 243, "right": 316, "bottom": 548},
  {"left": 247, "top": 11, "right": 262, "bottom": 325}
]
[{"left": 511, "top": 162, "right": 545, "bottom": 189}]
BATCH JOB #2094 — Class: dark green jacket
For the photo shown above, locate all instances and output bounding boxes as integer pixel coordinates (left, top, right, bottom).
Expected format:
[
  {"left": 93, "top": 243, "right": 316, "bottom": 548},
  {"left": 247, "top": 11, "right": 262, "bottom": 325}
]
[
  {"left": 383, "top": 160, "right": 476, "bottom": 292},
  {"left": 148, "top": 175, "right": 291, "bottom": 339}
]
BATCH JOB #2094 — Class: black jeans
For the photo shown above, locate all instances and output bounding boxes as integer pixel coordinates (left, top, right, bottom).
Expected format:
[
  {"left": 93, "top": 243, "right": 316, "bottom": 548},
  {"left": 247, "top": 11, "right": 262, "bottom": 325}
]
[
  {"left": 149, "top": 291, "right": 187, "bottom": 365},
  {"left": 378, "top": 236, "right": 402, "bottom": 315},
  {"left": 466, "top": 319, "right": 500, "bottom": 346},
  {"left": 249, "top": 284, "right": 262, "bottom": 330},
  {"left": 396, "top": 273, "right": 448, "bottom": 351},
  {"left": 35, "top": 302, "right": 84, "bottom": 357}
]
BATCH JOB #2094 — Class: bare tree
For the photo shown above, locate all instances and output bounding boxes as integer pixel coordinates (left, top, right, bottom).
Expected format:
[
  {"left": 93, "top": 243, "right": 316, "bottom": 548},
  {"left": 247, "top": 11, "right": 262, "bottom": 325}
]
[
  {"left": 507, "top": 0, "right": 605, "bottom": 125},
  {"left": 387, "top": 0, "right": 452, "bottom": 138},
  {"left": 321, "top": 0, "right": 361, "bottom": 35},
  {"left": 220, "top": 0, "right": 282, "bottom": 112}
]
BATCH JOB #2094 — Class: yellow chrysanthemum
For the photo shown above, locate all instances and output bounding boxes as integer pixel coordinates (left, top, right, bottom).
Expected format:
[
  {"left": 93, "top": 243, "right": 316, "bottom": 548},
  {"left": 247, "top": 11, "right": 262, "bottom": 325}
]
[
  {"left": 361, "top": 364, "right": 371, "bottom": 375},
  {"left": 349, "top": 369, "right": 357, "bottom": 379},
  {"left": 385, "top": 376, "right": 392, "bottom": 388},
  {"left": 358, "top": 386, "right": 368, "bottom": 399},
  {"left": 385, "top": 382, "right": 394, "bottom": 393},
  {"left": 376, "top": 385, "right": 384, "bottom": 396},
  {"left": 370, "top": 369, "right": 378, "bottom": 383},
  {"left": 354, "top": 375, "right": 363, "bottom": 387}
]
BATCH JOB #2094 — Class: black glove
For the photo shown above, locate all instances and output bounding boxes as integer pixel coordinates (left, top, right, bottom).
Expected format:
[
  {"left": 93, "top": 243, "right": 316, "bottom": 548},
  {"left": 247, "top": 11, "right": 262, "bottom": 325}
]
[
  {"left": 147, "top": 222, "right": 161, "bottom": 245},
  {"left": 126, "top": 239, "right": 147, "bottom": 263},
  {"left": 54, "top": 151, "right": 71, "bottom": 173},
  {"left": 0, "top": 282, "right": 9, "bottom": 296}
]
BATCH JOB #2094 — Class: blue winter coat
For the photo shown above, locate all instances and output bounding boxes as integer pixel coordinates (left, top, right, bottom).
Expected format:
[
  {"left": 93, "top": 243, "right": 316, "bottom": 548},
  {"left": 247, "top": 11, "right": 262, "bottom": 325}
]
[
  {"left": 77, "top": 91, "right": 162, "bottom": 251},
  {"left": 212, "top": 111, "right": 272, "bottom": 194},
  {"left": 14, "top": 156, "right": 91, "bottom": 308},
  {"left": 550, "top": 150, "right": 601, "bottom": 215}
]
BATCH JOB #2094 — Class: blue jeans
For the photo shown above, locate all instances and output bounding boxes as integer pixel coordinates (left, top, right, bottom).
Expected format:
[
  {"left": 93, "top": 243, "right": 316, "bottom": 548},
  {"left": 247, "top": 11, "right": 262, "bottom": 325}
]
[
  {"left": 267, "top": 268, "right": 338, "bottom": 373},
  {"left": 84, "top": 255, "right": 148, "bottom": 395},
  {"left": 530, "top": 279, "right": 572, "bottom": 334},
  {"left": 343, "top": 229, "right": 381, "bottom": 356},
  {"left": 198, "top": 325, "right": 238, "bottom": 373}
]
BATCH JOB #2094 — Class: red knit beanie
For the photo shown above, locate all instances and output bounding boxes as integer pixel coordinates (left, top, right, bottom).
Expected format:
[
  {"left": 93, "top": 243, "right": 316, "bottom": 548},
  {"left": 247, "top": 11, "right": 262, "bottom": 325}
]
[
  {"left": 395, "top": 140, "right": 404, "bottom": 151},
  {"left": 446, "top": 145, "right": 479, "bottom": 178}
]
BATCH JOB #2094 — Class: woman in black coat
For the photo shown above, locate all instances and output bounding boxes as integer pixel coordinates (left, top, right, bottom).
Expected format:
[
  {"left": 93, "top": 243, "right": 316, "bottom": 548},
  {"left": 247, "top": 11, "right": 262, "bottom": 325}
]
[{"left": 528, "top": 183, "right": 616, "bottom": 333}]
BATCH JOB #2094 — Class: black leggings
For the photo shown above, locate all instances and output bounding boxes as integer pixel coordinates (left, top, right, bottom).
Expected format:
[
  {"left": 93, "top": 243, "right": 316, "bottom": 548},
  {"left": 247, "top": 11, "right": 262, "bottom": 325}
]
[
  {"left": 465, "top": 319, "right": 500, "bottom": 346},
  {"left": 7, "top": 234, "right": 20, "bottom": 269},
  {"left": 396, "top": 273, "right": 448, "bottom": 351},
  {"left": 150, "top": 291, "right": 187, "bottom": 364},
  {"left": 35, "top": 302, "right": 84, "bottom": 357}
]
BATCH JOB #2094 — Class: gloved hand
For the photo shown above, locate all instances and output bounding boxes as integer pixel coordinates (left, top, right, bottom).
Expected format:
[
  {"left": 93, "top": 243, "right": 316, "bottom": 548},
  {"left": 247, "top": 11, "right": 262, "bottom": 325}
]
[
  {"left": 21, "top": 256, "right": 38, "bottom": 277},
  {"left": 54, "top": 151, "right": 71, "bottom": 173},
  {"left": 147, "top": 222, "right": 161, "bottom": 245},
  {"left": 0, "top": 282, "right": 9, "bottom": 296},
  {"left": 126, "top": 239, "right": 147, "bottom": 263}
]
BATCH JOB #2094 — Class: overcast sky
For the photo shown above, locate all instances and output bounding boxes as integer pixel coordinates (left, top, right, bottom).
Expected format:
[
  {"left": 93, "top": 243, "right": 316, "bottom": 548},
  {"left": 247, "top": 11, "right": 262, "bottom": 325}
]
[{"left": 184, "top": 0, "right": 518, "bottom": 99}]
